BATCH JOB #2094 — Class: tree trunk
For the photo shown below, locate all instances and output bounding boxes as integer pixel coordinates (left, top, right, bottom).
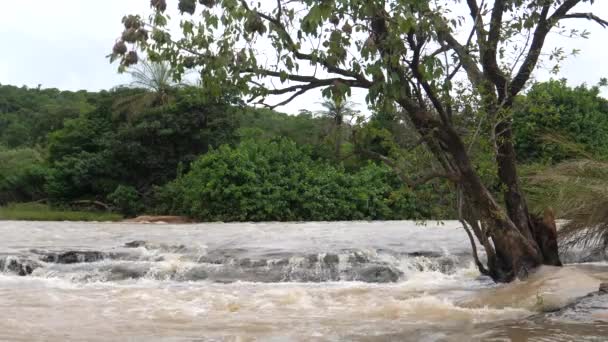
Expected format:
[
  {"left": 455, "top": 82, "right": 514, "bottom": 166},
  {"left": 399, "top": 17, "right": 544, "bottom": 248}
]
[
  {"left": 335, "top": 115, "right": 342, "bottom": 160},
  {"left": 495, "top": 120, "right": 562, "bottom": 268},
  {"left": 404, "top": 105, "right": 561, "bottom": 282}
]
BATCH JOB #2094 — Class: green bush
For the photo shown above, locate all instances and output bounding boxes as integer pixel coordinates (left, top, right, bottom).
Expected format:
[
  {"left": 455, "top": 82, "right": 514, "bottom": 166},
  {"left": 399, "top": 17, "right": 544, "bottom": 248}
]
[
  {"left": 514, "top": 80, "right": 608, "bottom": 162},
  {"left": 157, "top": 138, "right": 427, "bottom": 221},
  {"left": 0, "top": 147, "right": 49, "bottom": 204},
  {"left": 108, "top": 185, "right": 143, "bottom": 217}
]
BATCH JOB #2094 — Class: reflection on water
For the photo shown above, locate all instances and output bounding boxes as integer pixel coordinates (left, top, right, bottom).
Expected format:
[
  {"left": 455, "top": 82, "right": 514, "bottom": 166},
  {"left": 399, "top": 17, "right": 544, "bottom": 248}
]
[{"left": 0, "top": 221, "right": 606, "bottom": 341}]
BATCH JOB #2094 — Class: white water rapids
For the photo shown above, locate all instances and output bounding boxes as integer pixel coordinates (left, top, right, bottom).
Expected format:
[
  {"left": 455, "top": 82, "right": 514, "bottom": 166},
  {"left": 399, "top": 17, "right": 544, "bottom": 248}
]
[{"left": 0, "top": 221, "right": 607, "bottom": 341}]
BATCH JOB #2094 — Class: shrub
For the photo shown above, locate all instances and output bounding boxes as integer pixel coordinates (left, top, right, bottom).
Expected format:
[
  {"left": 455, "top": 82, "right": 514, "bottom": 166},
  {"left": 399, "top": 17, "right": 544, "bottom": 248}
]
[
  {"left": 108, "top": 185, "right": 143, "bottom": 217},
  {"left": 157, "top": 139, "right": 428, "bottom": 221},
  {"left": 0, "top": 147, "right": 49, "bottom": 204}
]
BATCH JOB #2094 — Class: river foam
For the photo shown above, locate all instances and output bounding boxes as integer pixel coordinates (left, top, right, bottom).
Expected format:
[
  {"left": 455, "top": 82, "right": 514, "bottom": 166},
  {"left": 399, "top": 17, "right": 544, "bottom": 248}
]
[{"left": 0, "top": 220, "right": 606, "bottom": 341}]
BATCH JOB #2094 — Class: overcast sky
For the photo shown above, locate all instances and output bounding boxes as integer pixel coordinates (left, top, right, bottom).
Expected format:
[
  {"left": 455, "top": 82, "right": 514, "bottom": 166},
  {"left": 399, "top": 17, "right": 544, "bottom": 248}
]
[{"left": 1, "top": 1, "right": 607, "bottom": 115}]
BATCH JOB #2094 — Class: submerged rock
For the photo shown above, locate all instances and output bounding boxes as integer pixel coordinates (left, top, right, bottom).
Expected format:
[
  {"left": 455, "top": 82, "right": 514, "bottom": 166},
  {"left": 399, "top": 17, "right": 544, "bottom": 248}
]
[
  {"left": 0, "top": 257, "right": 39, "bottom": 276},
  {"left": 536, "top": 282, "right": 608, "bottom": 322},
  {"left": 357, "top": 265, "right": 402, "bottom": 283},
  {"left": 123, "top": 240, "right": 188, "bottom": 253},
  {"left": 41, "top": 251, "right": 105, "bottom": 264},
  {"left": 124, "top": 240, "right": 147, "bottom": 248},
  {"left": 323, "top": 253, "right": 340, "bottom": 266},
  {"left": 123, "top": 215, "right": 194, "bottom": 224}
]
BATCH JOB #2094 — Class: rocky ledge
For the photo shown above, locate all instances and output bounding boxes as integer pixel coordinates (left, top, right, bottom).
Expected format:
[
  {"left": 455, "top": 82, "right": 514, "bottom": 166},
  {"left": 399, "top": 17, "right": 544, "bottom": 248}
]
[{"left": 540, "top": 282, "right": 608, "bottom": 322}]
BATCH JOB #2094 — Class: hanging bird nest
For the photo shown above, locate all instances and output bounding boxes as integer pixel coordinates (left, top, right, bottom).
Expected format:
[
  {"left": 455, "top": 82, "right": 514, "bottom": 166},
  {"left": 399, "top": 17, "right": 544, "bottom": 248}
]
[
  {"left": 178, "top": 0, "right": 197, "bottom": 14},
  {"left": 244, "top": 12, "right": 266, "bottom": 35},
  {"left": 113, "top": 41, "right": 128, "bottom": 55},
  {"left": 329, "top": 15, "right": 340, "bottom": 26},
  {"left": 124, "top": 51, "right": 139, "bottom": 66},
  {"left": 342, "top": 22, "right": 353, "bottom": 35},
  {"left": 150, "top": 0, "right": 167, "bottom": 12},
  {"left": 122, "top": 28, "right": 139, "bottom": 43},
  {"left": 183, "top": 56, "right": 197, "bottom": 69},
  {"left": 199, "top": 0, "right": 216, "bottom": 8},
  {"left": 122, "top": 15, "right": 141, "bottom": 30}
]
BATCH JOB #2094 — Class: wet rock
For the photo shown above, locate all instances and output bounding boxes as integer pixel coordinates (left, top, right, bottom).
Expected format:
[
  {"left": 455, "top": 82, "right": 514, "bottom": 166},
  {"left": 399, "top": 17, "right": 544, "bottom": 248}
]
[
  {"left": 358, "top": 265, "right": 402, "bottom": 283},
  {"left": 273, "top": 258, "right": 290, "bottom": 266},
  {"left": 41, "top": 251, "right": 105, "bottom": 264},
  {"left": 238, "top": 258, "right": 252, "bottom": 267},
  {"left": 435, "top": 257, "right": 457, "bottom": 274},
  {"left": 323, "top": 253, "right": 340, "bottom": 266},
  {"left": 407, "top": 251, "right": 442, "bottom": 258},
  {"left": 178, "top": 266, "right": 209, "bottom": 281},
  {"left": 0, "top": 257, "right": 39, "bottom": 276},
  {"left": 539, "top": 287, "right": 608, "bottom": 322},
  {"left": 124, "top": 240, "right": 147, "bottom": 248},
  {"left": 123, "top": 215, "right": 194, "bottom": 224},
  {"left": 251, "top": 259, "right": 268, "bottom": 267},
  {"left": 307, "top": 254, "right": 319, "bottom": 264},
  {"left": 348, "top": 251, "right": 369, "bottom": 264},
  {"left": 236, "top": 258, "right": 268, "bottom": 268},
  {"left": 105, "top": 264, "right": 150, "bottom": 281}
]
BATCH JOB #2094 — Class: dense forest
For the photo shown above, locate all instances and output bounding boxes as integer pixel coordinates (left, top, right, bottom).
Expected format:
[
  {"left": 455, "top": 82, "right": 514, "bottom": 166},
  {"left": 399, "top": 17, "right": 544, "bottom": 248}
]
[{"left": 1, "top": 79, "right": 607, "bottom": 221}]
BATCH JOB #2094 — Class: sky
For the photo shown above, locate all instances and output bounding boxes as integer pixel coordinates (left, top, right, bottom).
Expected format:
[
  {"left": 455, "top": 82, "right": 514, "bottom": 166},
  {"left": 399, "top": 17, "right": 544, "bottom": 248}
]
[{"left": 0, "top": 1, "right": 607, "bottom": 115}]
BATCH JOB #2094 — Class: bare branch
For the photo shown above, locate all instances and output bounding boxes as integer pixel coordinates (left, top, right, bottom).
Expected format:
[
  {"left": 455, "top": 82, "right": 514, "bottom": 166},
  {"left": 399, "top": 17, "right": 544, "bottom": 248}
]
[
  {"left": 357, "top": 148, "right": 460, "bottom": 188},
  {"left": 559, "top": 12, "right": 608, "bottom": 28},
  {"left": 509, "top": 0, "right": 581, "bottom": 98}
]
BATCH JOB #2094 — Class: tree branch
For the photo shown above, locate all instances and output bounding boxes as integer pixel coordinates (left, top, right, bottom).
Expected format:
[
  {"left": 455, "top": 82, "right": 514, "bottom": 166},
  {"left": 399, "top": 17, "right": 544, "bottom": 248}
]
[
  {"left": 509, "top": 0, "right": 581, "bottom": 97},
  {"left": 238, "top": 0, "right": 371, "bottom": 85},
  {"left": 358, "top": 148, "right": 459, "bottom": 187},
  {"left": 559, "top": 12, "right": 608, "bottom": 28},
  {"left": 481, "top": 0, "right": 508, "bottom": 98}
]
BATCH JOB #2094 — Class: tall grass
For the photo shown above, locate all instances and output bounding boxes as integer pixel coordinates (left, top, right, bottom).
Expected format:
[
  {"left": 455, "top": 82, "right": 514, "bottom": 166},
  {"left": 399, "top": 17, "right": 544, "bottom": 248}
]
[
  {"left": 0, "top": 203, "right": 123, "bottom": 222},
  {"left": 525, "top": 159, "right": 608, "bottom": 249}
]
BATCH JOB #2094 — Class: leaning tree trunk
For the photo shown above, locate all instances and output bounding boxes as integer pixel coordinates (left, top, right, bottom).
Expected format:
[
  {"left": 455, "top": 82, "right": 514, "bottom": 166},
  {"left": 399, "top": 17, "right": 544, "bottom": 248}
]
[
  {"left": 495, "top": 120, "right": 562, "bottom": 268},
  {"left": 405, "top": 106, "right": 562, "bottom": 282}
]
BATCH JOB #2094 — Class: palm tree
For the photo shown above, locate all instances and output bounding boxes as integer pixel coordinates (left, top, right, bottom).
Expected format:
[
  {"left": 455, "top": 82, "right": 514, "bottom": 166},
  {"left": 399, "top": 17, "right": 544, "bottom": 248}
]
[
  {"left": 128, "top": 60, "right": 175, "bottom": 105},
  {"left": 113, "top": 60, "right": 181, "bottom": 120},
  {"left": 316, "top": 99, "right": 360, "bottom": 160}
]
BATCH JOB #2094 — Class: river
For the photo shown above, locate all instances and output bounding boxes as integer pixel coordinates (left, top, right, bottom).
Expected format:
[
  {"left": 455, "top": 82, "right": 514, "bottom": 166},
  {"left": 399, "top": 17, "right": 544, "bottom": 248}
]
[{"left": 0, "top": 221, "right": 607, "bottom": 341}]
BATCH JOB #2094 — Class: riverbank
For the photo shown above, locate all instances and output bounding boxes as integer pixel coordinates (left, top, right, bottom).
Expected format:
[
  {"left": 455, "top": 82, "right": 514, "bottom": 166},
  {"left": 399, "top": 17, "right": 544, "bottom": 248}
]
[{"left": 0, "top": 203, "right": 122, "bottom": 222}]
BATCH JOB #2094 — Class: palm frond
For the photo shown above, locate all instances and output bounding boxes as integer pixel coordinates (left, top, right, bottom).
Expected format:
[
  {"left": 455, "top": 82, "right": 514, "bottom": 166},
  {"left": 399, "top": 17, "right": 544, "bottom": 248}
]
[{"left": 525, "top": 159, "right": 608, "bottom": 249}]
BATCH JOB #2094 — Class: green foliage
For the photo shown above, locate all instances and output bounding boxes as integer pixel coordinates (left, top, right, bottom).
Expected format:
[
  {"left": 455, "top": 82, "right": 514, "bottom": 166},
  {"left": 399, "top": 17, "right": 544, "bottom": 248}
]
[
  {"left": 157, "top": 138, "right": 427, "bottom": 221},
  {"left": 0, "top": 202, "right": 122, "bottom": 222},
  {"left": 46, "top": 87, "right": 238, "bottom": 203},
  {"left": 0, "top": 146, "right": 49, "bottom": 204},
  {"left": 514, "top": 80, "right": 608, "bottom": 163},
  {"left": 108, "top": 185, "right": 142, "bottom": 217},
  {"left": 4, "top": 76, "right": 608, "bottom": 222},
  {"left": 0, "top": 84, "right": 94, "bottom": 148}
]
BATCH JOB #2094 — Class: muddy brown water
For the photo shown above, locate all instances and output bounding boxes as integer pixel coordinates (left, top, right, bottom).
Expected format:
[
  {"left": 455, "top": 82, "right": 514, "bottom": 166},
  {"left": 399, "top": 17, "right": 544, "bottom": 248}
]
[{"left": 0, "top": 221, "right": 606, "bottom": 341}]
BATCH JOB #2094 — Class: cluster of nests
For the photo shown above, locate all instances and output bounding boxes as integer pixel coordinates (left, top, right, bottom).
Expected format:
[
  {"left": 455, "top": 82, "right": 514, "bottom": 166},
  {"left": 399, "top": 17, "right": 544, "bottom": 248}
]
[
  {"left": 112, "top": 14, "right": 148, "bottom": 66},
  {"left": 150, "top": 0, "right": 217, "bottom": 15}
]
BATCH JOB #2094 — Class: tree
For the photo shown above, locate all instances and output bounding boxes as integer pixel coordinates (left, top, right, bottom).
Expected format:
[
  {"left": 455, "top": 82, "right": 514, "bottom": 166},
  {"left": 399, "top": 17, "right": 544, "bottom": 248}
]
[
  {"left": 113, "top": 0, "right": 608, "bottom": 282},
  {"left": 513, "top": 80, "right": 608, "bottom": 163},
  {"left": 316, "top": 99, "right": 360, "bottom": 160},
  {"left": 113, "top": 60, "right": 181, "bottom": 119}
]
